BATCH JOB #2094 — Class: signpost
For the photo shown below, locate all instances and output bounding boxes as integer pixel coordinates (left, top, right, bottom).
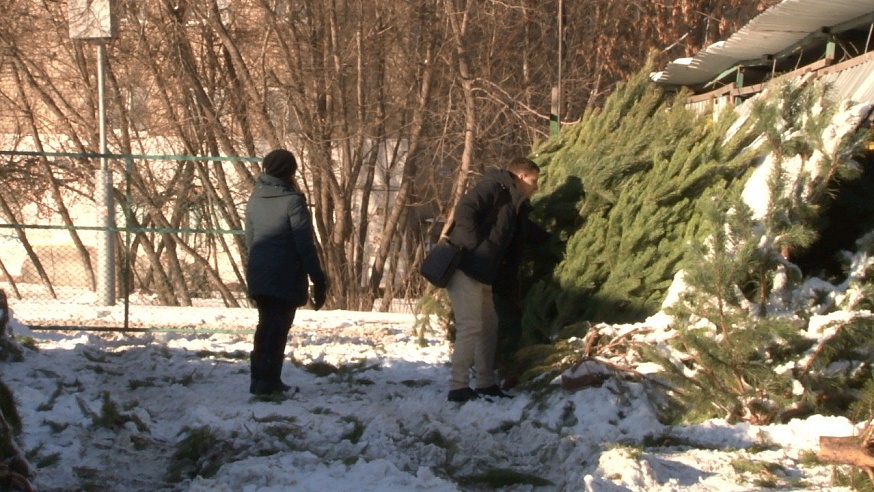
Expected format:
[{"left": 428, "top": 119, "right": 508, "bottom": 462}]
[{"left": 69, "top": 0, "right": 117, "bottom": 306}]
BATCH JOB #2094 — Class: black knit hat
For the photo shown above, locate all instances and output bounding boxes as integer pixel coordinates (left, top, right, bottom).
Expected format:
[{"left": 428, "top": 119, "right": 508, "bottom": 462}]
[{"left": 262, "top": 149, "right": 297, "bottom": 178}]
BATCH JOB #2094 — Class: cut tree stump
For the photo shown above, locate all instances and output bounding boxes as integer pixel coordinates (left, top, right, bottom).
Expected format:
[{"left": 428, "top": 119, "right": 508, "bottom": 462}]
[{"left": 819, "top": 435, "right": 874, "bottom": 481}]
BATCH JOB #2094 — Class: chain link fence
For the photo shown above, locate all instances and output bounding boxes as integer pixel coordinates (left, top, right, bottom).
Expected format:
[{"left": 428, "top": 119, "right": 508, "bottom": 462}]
[{"left": 0, "top": 151, "right": 262, "bottom": 332}]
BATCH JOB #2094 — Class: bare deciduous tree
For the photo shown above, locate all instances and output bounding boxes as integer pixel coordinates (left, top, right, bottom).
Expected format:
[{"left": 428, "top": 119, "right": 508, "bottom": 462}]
[{"left": 0, "top": 0, "right": 775, "bottom": 309}]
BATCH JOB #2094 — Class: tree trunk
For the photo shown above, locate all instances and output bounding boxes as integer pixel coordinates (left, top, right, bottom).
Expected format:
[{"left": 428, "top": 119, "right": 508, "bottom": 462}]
[
  {"left": 0, "top": 190, "right": 56, "bottom": 300},
  {"left": 196, "top": 0, "right": 281, "bottom": 150},
  {"left": 367, "top": 38, "right": 435, "bottom": 295},
  {"left": 12, "top": 62, "right": 98, "bottom": 292},
  {"left": 0, "top": 257, "right": 21, "bottom": 300},
  {"left": 125, "top": 215, "right": 179, "bottom": 306},
  {"left": 442, "top": 0, "right": 476, "bottom": 234},
  {"left": 819, "top": 435, "right": 874, "bottom": 481}
]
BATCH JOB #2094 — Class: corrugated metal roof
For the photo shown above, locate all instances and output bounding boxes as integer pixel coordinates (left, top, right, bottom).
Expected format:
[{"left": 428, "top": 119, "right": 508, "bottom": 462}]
[
  {"left": 651, "top": 0, "right": 874, "bottom": 87},
  {"left": 819, "top": 57, "right": 874, "bottom": 104}
]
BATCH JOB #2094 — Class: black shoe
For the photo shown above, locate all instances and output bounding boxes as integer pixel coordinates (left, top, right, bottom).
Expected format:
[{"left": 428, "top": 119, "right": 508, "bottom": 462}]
[
  {"left": 250, "top": 379, "right": 286, "bottom": 395},
  {"left": 476, "top": 385, "right": 514, "bottom": 398},
  {"left": 447, "top": 387, "right": 479, "bottom": 402},
  {"left": 278, "top": 381, "right": 300, "bottom": 394}
]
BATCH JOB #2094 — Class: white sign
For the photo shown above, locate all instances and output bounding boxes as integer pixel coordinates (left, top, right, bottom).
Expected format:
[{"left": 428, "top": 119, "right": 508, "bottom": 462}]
[{"left": 68, "top": 0, "right": 117, "bottom": 39}]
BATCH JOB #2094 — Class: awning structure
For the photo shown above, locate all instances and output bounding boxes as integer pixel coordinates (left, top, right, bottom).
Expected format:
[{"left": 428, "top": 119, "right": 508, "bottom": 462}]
[{"left": 651, "top": 0, "right": 874, "bottom": 91}]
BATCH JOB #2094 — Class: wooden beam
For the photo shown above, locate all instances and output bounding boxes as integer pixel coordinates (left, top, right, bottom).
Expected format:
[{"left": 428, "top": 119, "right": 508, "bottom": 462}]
[{"left": 684, "top": 54, "right": 847, "bottom": 106}]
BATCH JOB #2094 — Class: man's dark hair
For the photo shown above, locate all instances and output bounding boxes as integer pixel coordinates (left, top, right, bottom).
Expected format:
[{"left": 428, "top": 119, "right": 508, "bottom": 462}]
[{"left": 506, "top": 157, "right": 539, "bottom": 175}]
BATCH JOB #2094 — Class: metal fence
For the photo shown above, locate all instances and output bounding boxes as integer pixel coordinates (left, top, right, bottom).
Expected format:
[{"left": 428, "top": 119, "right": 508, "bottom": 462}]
[{"left": 0, "top": 150, "right": 261, "bottom": 332}]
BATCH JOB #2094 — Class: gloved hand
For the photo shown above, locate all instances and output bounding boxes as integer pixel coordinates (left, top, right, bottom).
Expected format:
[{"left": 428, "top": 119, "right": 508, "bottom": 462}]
[{"left": 311, "top": 279, "right": 327, "bottom": 311}]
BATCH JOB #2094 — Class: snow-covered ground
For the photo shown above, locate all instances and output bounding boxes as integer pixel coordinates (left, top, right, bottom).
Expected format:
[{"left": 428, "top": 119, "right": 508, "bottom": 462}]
[{"left": 1, "top": 302, "right": 861, "bottom": 491}]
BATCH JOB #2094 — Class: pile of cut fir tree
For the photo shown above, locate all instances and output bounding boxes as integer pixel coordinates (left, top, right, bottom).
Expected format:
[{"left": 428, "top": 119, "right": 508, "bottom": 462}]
[
  {"left": 423, "top": 59, "right": 869, "bottom": 423},
  {"left": 482, "top": 60, "right": 874, "bottom": 484}
]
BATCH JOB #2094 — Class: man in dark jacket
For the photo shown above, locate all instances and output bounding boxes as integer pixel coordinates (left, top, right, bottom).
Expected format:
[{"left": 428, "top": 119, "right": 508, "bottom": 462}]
[
  {"left": 245, "top": 148, "right": 327, "bottom": 396},
  {"left": 445, "top": 157, "right": 540, "bottom": 402}
]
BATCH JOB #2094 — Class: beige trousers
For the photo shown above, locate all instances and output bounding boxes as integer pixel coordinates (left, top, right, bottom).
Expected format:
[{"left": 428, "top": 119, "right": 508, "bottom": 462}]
[{"left": 446, "top": 270, "right": 498, "bottom": 390}]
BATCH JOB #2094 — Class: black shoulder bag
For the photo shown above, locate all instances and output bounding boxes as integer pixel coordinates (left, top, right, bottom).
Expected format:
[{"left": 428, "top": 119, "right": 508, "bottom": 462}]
[
  {"left": 420, "top": 186, "right": 510, "bottom": 288},
  {"left": 419, "top": 235, "right": 462, "bottom": 288}
]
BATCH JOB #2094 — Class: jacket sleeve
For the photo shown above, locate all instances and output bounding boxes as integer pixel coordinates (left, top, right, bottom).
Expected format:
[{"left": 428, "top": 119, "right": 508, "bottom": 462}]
[
  {"left": 287, "top": 194, "right": 327, "bottom": 284},
  {"left": 244, "top": 212, "right": 254, "bottom": 250}
]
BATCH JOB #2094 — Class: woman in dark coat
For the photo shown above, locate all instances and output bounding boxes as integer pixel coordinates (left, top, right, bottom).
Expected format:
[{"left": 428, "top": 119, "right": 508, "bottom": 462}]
[{"left": 245, "top": 149, "right": 327, "bottom": 395}]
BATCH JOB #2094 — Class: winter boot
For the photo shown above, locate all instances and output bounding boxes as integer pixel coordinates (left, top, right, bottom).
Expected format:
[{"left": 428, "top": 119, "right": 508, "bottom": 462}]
[
  {"left": 447, "top": 387, "right": 479, "bottom": 402},
  {"left": 268, "top": 354, "right": 297, "bottom": 393},
  {"left": 250, "top": 351, "right": 284, "bottom": 395}
]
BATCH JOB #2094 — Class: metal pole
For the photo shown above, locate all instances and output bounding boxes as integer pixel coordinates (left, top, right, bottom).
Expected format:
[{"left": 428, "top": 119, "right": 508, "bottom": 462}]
[
  {"left": 551, "top": 87, "right": 560, "bottom": 135},
  {"left": 98, "top": 40, "right": 108, "bottom": 173},
  {"left": 96, "top": 40, "right": 115, "bottom": 305},
  {"left": 124, "top": 155, "right": 133, "bottom": 329},
  {"left": 557, "top": 0, "right": 562, "bottom": 132},
  {"left": 551, "top": 0, "right": 563, "bottom": 136}
]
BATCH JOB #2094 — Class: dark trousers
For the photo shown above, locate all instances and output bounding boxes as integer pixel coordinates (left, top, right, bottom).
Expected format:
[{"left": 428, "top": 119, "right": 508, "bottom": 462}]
[
  {"left": 252, "top": 296, "right": 297, "bottom": 381},
  {"left": 493, "top": 291, "right": 522, "bottom": 378}
]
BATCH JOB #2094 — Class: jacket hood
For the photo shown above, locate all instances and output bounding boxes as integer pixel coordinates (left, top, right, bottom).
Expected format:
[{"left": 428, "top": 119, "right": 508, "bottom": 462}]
[{"left": 254, "top": 173, "right": 298, "bottom": 198}]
